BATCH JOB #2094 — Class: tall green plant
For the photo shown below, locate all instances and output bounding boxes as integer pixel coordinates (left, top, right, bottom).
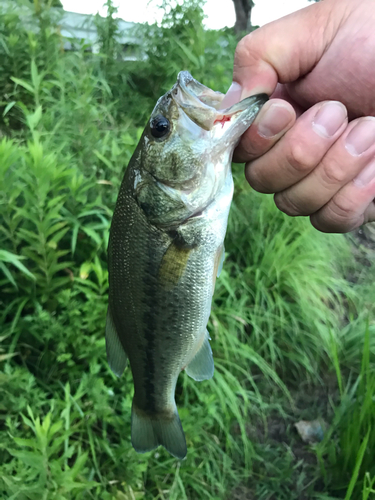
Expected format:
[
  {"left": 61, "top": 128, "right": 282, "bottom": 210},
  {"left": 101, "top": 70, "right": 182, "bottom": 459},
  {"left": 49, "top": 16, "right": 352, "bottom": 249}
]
[
  {"left": 0, "top": 1, "right": 374, "bottom": 498},
  {"left": 125, "top": 0, "right": 238, "bottom": 123},
  {"left": 316, "top": 324, "right": 375, "bottom": 498},
  {"left": 0, "top": 0, "right": 63, "bottom": 131}
]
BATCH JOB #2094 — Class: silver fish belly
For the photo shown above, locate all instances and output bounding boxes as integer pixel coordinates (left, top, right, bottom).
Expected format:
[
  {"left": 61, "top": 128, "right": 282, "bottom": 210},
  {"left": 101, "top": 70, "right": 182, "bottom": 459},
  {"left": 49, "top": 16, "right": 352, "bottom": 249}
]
[{"left": 106, "top": 72, "right": 267, "bottom": 459}]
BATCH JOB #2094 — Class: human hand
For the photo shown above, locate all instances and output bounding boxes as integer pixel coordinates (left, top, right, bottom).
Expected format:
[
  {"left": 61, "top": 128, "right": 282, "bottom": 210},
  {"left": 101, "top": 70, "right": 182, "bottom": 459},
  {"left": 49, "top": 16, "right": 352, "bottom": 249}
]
[{"left": 223, "top": 0, "right": 375, "bottom": 233}]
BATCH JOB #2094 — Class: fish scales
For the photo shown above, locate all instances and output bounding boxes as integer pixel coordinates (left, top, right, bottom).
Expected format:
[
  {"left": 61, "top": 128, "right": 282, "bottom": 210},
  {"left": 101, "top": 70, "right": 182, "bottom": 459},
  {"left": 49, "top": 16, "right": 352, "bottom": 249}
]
[
  {"left": 106, "top": 71, "right": 267, "bottom": 459},
  {"left": 109, "top": 166, "right": 231, "bottom": 410}
]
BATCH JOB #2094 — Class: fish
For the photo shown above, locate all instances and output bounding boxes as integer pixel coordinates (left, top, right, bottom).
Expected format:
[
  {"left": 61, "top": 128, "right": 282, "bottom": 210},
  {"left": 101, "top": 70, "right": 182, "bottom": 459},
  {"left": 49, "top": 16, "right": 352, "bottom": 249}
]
[{"left": 106, "top": 71, "right": 267, "bottom": 460}]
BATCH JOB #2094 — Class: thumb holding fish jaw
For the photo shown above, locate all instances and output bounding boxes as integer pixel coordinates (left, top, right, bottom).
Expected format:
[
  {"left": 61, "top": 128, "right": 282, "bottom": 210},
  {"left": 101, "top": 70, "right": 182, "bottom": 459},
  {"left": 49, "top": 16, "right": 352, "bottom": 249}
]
[{"left": 224, "top": 0, "right": 375, "bottom": 233}]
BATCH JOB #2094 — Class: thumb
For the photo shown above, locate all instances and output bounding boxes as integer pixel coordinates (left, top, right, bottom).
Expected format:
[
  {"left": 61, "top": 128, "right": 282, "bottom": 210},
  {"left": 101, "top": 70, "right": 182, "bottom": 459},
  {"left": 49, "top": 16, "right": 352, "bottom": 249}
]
[{"left": 224, "top": 0, "right": 346, "bottom": 103}]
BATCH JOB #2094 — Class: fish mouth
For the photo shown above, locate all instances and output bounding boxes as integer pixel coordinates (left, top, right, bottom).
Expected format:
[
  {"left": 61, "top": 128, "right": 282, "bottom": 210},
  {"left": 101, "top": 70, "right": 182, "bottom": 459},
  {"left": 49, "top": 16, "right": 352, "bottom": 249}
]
[
  {"left": 172, "top": 71, "right": 268, "bottom": 145},
  {"left": 175, "top": 71, "right": 225, "bottom": 111}
]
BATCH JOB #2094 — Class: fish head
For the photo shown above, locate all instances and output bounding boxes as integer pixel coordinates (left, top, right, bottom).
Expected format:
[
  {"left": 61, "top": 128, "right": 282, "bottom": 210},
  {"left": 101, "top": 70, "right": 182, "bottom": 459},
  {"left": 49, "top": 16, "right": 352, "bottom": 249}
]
[{"left": 134, "top": 71, "right": 268, "bottom": 227}]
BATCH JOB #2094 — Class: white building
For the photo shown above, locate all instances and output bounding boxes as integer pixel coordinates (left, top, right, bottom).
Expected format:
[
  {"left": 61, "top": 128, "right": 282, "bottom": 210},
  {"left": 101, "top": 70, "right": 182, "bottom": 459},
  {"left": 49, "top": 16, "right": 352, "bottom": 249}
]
[
  {"left": 60, "top": 11, "right": 139, "bottom": 59},
  {"left": 1, "top": 1, "right": 139, "bottom": 60}
]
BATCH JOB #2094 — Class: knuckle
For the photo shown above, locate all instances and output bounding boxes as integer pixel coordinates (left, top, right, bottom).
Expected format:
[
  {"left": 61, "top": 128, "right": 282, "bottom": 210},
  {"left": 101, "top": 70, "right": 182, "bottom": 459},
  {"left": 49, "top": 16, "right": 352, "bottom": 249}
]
[
  {"left": 321, "top": 158, "right": 348, "bottom": 186},
  {"left": 234, "top": 37, "right": 253, "bottom": 73},
  {"left": 235, "top": 33, "right": 256, "bottom": 64},
  {"left": 285, "top": 142, "right": 314, "bottom": 174},
  {"left": 329, "top": 191, "right": 358, "bottom": 219},
  {"left": 311, "top": 214, "right": 353, "bottom": 234},
  {"left": 311, "top": 193, "right": 361, "bottom": 233},
  {"left": 236, "top": 137, "right": 258, "bottom": 161},
  {"left": 363, "top": 204, "right": 375, "bottom": 224},
  {"left": 245, "top": 164, "right": 271, "bottom": 193},
  {"left": 309, "top": 215, "right": 333, "bottom": 233},
  {"left": 234, "top": 31, "right": 266, "bottom": 74},
  {"left": 274, "top": 192, "right": 301, "bottom": 216}
]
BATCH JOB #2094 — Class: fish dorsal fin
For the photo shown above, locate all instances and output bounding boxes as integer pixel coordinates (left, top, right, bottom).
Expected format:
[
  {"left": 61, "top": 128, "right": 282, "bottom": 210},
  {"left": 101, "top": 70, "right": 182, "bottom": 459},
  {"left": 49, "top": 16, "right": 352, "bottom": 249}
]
[
  {"left": 105, "top": 306, "right": 128, "bottom": 377},
  {"left": 185, "top": 330, "right": 214, "bottom": 381}
]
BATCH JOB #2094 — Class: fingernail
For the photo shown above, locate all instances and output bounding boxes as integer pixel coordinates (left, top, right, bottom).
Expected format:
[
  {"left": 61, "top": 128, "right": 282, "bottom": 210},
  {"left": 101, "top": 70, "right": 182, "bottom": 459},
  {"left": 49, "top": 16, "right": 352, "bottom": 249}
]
[
  {"left": 220, "top": 82, "right": 242, "bottom": 109},
  {"left": 257, "top": 103, "right": 293, "bottom": 138},
  {"left": 312, "top": 101, "right": 347, "bottom": 138},
  {"left": 240, "top": 86, "right": 268, "bottom": 101},
  {"left": 354, "top": 159, "right": 375, "bottom": 187},
  {"left": 346, "top": 118, "right": 375, "bottom": 156}
]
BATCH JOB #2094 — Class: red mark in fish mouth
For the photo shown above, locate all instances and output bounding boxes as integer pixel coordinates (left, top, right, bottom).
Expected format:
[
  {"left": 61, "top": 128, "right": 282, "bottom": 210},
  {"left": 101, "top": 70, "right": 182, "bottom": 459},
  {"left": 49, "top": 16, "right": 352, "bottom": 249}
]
[{"left": 214, "top": 116, "right": 231, "bottom": 128}]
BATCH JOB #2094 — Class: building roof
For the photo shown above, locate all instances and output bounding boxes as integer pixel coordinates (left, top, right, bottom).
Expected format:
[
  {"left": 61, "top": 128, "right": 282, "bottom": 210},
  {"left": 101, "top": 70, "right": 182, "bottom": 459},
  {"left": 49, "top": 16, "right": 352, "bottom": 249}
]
[{"left": 60, "top": 11, "right": 138, "bottom": 45}]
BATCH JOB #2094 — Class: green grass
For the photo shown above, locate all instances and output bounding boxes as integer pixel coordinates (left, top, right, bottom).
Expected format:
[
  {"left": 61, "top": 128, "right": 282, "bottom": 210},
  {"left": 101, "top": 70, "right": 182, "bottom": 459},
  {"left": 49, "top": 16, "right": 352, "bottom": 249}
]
[{"left": 1, "top": 0, "right": 375, "bottom": 499}]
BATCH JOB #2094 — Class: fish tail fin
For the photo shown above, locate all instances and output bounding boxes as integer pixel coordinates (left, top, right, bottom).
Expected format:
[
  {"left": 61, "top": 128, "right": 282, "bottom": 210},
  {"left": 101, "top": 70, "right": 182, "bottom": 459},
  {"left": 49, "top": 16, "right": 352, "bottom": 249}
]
[{"left": 131, "top": 403, "right": 187, "bottom": 460}]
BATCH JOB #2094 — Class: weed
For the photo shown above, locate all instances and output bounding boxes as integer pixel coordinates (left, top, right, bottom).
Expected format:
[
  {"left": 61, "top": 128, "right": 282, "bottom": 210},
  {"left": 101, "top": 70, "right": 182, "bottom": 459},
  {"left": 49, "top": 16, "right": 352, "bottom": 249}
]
[{"left": 0, "top": 1, "right": 374, "bottom": 499}]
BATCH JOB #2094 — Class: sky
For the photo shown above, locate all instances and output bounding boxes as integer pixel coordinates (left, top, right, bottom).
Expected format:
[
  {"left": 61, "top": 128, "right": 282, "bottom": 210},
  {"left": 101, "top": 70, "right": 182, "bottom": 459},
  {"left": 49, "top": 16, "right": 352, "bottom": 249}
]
[{"left": 60, "top": 0, "right": 312, "bottom": 29}]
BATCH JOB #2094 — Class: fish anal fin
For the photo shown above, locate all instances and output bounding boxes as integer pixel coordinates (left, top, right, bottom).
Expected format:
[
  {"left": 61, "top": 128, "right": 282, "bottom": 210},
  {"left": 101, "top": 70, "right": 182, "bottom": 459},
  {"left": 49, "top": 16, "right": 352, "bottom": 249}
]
[
  {"left": 105, "top": 306, "right": 128, "bottom": 377},
  {"left": 185, "top": 330, "right": 214, "bottom": 381},
  {"left": 158, "top": 242, "right": 193, "bottom": 289},
  {"left": 131, "top": 404, "right": 187, "bottom": 460}
]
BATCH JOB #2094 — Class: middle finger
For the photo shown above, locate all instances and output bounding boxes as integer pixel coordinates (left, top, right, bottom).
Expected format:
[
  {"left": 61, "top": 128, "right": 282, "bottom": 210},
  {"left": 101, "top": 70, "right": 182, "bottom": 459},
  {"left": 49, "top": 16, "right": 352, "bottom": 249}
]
[{"left": 275, "top": 117, "right": 375, "bottom": 216}]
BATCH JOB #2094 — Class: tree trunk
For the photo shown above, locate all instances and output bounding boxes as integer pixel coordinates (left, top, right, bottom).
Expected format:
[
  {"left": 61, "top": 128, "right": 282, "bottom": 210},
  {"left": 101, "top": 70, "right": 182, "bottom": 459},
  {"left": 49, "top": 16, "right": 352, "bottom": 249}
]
[{"left": 232, "top": 0, "right": 254, "bottom": 34}]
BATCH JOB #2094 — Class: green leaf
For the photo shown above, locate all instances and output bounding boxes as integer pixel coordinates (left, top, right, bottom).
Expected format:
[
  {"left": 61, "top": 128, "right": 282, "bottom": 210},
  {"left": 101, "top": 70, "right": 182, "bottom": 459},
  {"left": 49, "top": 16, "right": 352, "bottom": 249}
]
[
  {"left": 71, "top": 224, "right": 79, "bottom": 255},
  {"left": 0, "top": 352, "right": 18, "bottom": 362},
  {"left": 81, "top": 226, "right": 102, "bottom": 246},
  {"left": 3, "top": 101, "right": 16, "bottom": 117},
  {"left": 0, "top": 249, "right": 36, "bottom": 281},
  {"left": 49, "top": 226, "right": 70, "bottom": 244},
  {"left": 26, "top": 105, "right": 42, "bottom": 130},
  {"left": 11, "top": 77, "right": 35, "bottom": 94},
  {"left": 0, "top": 261, "right": 17, "bottom": 288},
  {"left": 8, "top": 449, "right": 44, "bottom": 469},
  {"left": 93, "top": 149, "right": 114, "bottom": 170},
  {"left": 344, "top": 428, "right": 371, "bottom": 500},
  {"left": 12, "top": 437, "right": 39, "bottom": 449},
  {"left": 0, "top": 36, "right": 10, "bottom": 55}
]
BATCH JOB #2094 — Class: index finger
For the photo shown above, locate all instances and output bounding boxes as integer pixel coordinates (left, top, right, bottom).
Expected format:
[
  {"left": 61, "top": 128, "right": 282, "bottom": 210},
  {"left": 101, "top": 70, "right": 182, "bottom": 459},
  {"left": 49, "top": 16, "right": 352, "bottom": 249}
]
[{"left": 225, "top": 0, "right": 343, "bottom": 101}]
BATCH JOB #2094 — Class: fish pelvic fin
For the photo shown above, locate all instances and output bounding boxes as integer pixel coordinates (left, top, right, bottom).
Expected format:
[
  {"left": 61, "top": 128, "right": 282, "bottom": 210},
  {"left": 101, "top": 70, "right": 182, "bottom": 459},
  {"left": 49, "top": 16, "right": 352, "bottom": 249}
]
[
  {"left": 131, "top": 404, "right": 187, "bottom": 460},
  {"left": 105, "top": 306, "right": 128, "bottom": 377},
  {"left": 185, "top": 329, "right": 214, "bottom": 381}
]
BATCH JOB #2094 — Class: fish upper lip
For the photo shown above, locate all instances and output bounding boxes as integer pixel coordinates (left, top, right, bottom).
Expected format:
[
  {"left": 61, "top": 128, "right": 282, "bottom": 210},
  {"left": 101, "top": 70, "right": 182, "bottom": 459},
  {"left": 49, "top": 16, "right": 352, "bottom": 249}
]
[
  {"left": 175, "top": 71, "right": 268, "bottom": 113},
  {"left": 172, "top": 71, "right": 268, "bottom": 131},
  {"left": 173, "top": 71, "right": 224, "bottom": 111}
]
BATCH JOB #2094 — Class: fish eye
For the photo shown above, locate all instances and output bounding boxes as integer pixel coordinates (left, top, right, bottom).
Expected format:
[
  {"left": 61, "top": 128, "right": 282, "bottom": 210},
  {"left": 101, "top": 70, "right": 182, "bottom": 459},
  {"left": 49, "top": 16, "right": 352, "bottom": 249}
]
[{"left": 150, "top": 115, "right": 170, "bottom": 139}]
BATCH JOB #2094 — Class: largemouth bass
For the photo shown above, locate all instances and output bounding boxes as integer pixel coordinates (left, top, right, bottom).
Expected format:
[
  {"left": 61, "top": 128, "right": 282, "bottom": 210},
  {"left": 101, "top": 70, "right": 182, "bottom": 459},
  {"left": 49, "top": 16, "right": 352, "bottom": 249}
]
[{"left": 107, "top": 72, "right": 267, "bottom": 459}]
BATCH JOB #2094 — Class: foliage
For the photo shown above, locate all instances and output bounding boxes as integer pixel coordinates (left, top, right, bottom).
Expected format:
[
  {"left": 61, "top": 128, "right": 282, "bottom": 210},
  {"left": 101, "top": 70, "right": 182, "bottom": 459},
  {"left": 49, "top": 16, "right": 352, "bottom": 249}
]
[
  {"left": 316, "top": 324, "right": 375, "bottom": 499},
  {"left": 125, "top": 0, "right": 238, "bottom": 122},
  {"left": 0, "top": 0, "right": 374, "bottom": 498}
]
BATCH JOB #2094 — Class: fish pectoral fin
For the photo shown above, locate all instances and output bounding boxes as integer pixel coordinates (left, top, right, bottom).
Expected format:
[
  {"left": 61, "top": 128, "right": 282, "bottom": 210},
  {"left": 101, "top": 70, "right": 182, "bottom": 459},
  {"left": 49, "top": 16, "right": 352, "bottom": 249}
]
[
  {"left": 131, "top": 404, "right": 187, "bottom": 460},
  {"left": 105, "top": 306, "right": 128, "bottom": 377},
  {"left": 158, "top": 241, "right": 193, "bottom": 289},
  {"left": 216, "top": 244, "right": 225, "bottom": 278},
  {"left": 185, "top": 330, "right": 214, "bottom": 381},
  {"left": 212, "top": 244, "right": 225, "bottom": 289}
]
